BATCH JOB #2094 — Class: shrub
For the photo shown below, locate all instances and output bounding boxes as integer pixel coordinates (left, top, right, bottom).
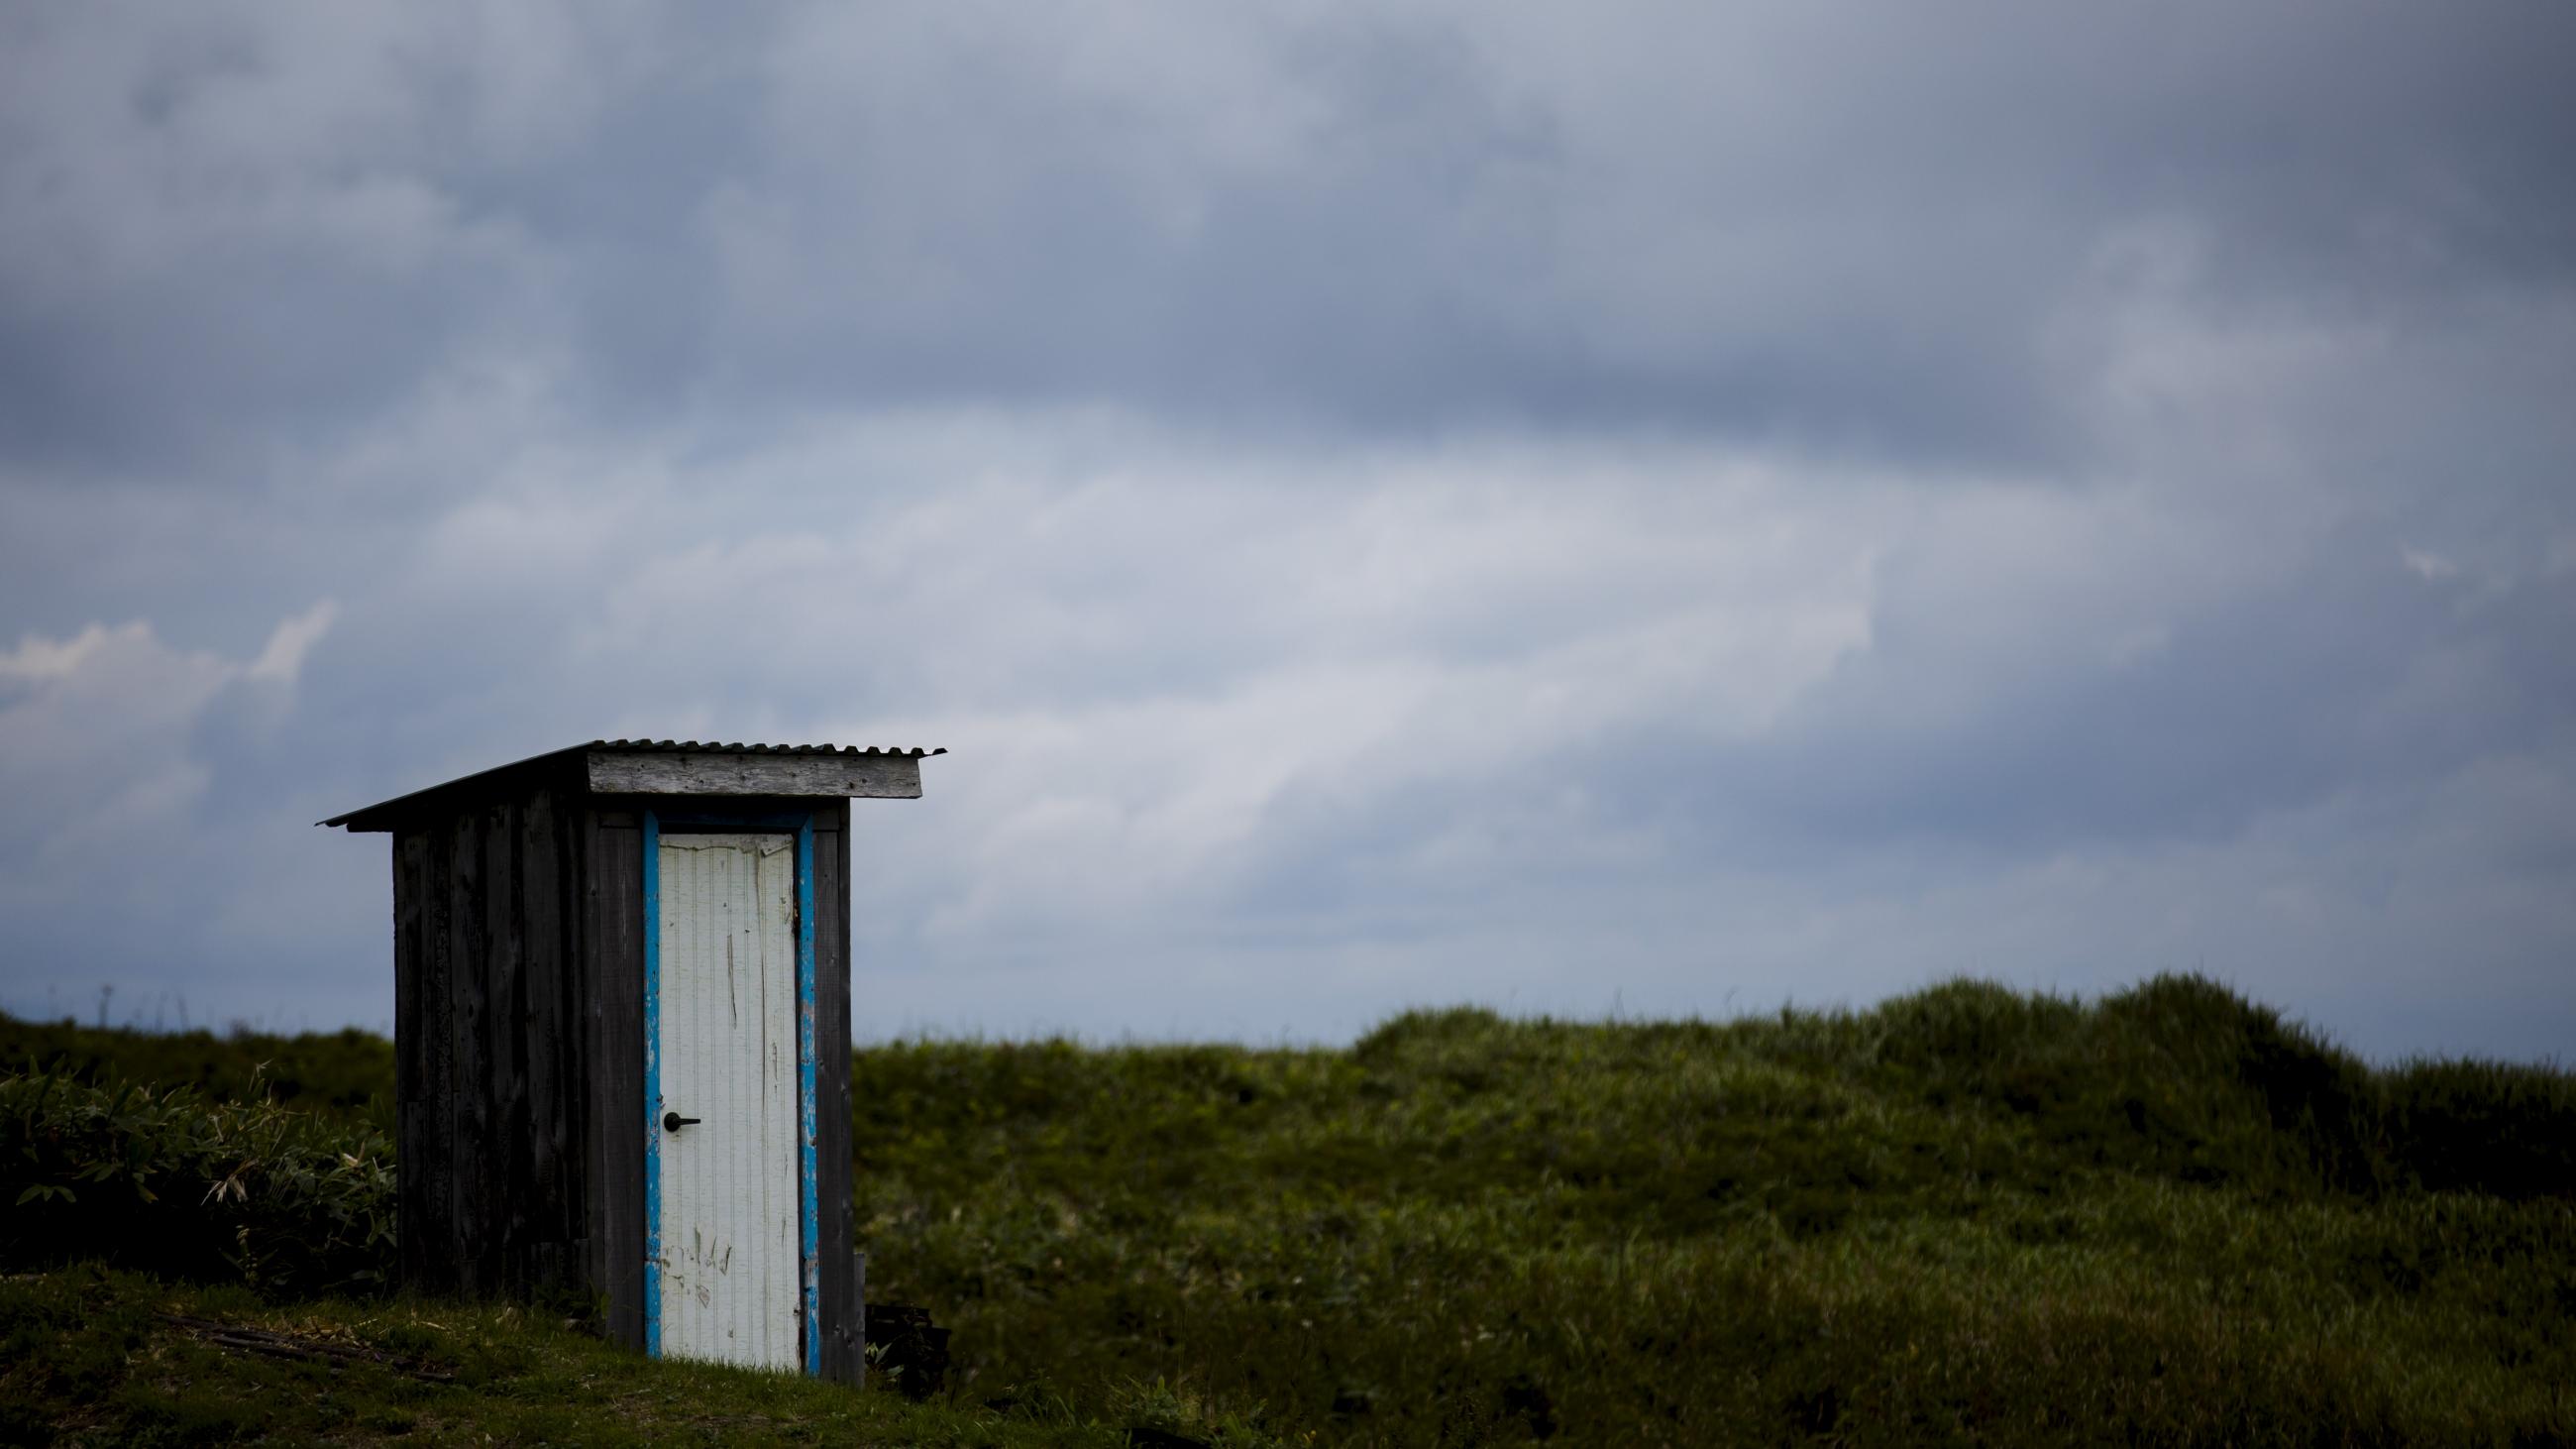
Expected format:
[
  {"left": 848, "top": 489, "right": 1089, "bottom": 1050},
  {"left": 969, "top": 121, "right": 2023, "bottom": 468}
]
[
  {"left": 2384, "top": 1057, "right": 2576, "bottom": 1199},
  {"left": 0, "top": 1012, "right": 393, "bottom": 1124},
  {"left": 0, "top": 1071, "right": 394, "bottom": 1296}
]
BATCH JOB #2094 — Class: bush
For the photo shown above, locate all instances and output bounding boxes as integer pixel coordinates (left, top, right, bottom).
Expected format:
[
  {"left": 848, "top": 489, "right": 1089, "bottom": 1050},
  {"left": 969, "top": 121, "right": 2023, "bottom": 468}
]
[
  {"left": 0, "top": 1012, "right": 393, "bottom": 1125},
  {"left": 2384, "top": 1057, "right": 2576, "bottom": 1199},
  {"left": 0, "top": 1071, "right": 394, "bottom": 1297},
  {"left": 1853, "top": 974, "right": 2576, "bottom": 1201},
  {"left": 846, "top": 978, "right": 2574, "bottom": 1445}
]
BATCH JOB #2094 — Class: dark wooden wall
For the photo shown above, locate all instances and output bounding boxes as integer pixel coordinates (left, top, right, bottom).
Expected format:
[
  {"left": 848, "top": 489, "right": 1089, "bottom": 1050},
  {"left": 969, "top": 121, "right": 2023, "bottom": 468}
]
[
  {"left": 391, "top": 782, "right": 862, "bottom": 1383},
  {"left": 389, "top": 773, "right": 589, "bottom": 1301},
  {"left": 583, "top": 807, "right": 648, "bottom": 1351},
  {"left": 813, "top": 800, "right": 862, "bottom": 1383}
]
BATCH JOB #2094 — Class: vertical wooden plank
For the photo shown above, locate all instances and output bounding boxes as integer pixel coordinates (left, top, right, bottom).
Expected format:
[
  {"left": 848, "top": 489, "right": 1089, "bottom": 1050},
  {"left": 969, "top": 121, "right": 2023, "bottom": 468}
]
[
  {"left": 487, "top": 793, "right": 530, "bottom": 1291},
  {"left": 519, "top": 784, "right": 573, "bottom": 1291},
  {"left": 562, "top": 795, "right": 595, "bottom": 1305},
  {"left": 448, "top": 804, "right": 490, "bottom": 1297},
  {"left": 814, "top": 802, "right": 862, "bottom": 1384},
  {"left": 391, "top": 830, "right": 432, "bottom": 1295},
  {"left": 563, "top": 789, "right": 590, "bottom": 1268},
  {"left": 414, "top": 817, "right": 461, "bottom": 1296},
  {"left": 516, "top": 788, "right": 550, "bottom": 1285},
  {"left": 589, "top": 813, "right": 647, "bottom": 1349}
]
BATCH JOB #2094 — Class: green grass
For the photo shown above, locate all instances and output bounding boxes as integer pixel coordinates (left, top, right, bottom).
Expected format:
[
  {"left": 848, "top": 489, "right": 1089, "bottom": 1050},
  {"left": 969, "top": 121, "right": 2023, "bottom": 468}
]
[
  {"left": 4, "top": 974, "right": 2571, "bottom": 1445},
  {"left": 0, "top": 1013, "right": 393, "bottom": 1126},
  {"left": 1, "top": 1072, "right": 395, "bottom": 1297},
  {"left": 0, "top": 1265, "right": 1187, "bottom": 1446}
]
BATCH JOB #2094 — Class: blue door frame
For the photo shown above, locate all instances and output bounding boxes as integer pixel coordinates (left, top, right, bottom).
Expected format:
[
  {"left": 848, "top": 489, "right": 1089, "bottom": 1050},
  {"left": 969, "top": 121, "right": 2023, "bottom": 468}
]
[{"left": 641, "top": 806, "right": 823, "bottom": 1375}]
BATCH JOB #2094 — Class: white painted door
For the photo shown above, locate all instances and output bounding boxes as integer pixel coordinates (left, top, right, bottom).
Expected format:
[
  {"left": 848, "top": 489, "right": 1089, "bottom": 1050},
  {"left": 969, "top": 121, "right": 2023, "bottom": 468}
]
[{"left": 654, "top": 832, "right": 803, "bottom": 1370}]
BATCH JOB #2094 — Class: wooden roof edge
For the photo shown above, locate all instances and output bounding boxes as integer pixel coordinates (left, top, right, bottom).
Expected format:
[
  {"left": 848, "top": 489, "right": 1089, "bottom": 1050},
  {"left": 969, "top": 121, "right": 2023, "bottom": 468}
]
[
  {"left": 319, "top": 740, "right": 948, "bottom": 832},
  {"left": 318, "top": 744, "right": 588, "bottom": 832}
]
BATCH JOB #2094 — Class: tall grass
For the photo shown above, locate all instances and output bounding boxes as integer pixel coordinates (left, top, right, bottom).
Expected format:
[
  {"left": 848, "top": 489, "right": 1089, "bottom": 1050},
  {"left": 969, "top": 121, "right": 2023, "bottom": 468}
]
[
  {"left": 848, "top": 976, "right": 2574, "bottom": 1444},
  {"left": 0, "top": 1012, "right": 393, "bottom": 1125},
  {"left": 0, "top": 1072, "right": 394, "bottom": 1297},
  {"left": 3, "top": 974, "right": 2569, "bottom": 1444}
]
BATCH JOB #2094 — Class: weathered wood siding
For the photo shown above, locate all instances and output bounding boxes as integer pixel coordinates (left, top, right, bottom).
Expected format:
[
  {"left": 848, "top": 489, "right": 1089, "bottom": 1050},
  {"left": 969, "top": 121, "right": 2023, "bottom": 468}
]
[
  {"left": 586, "top": 751, "right": 921, "bottom": 800},
  {"left": 813, "top": 802, "right": 863, "bottom": 1382},
  {"left": 586, "top": 807, "right": 649, "bottom": 1350},
  {"left": 389, "top": 777, "right": 588, "bottom": 1300},
  {"left": 386, "top": 779, "right": 864, "bottom": 1383}
]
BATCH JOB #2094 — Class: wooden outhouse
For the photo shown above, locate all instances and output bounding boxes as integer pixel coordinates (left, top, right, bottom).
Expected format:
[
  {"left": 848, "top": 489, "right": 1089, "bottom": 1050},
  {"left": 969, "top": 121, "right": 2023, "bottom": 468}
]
[{"left": 323, "top": 739, "right": 941, "bottom": 1381}]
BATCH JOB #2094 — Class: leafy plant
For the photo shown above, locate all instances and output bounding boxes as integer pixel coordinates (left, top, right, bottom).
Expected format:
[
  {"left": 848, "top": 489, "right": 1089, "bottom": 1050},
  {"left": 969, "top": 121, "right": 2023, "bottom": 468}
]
[{"left": 0, "top": 1070, "right": 394, "bottom": 1297}]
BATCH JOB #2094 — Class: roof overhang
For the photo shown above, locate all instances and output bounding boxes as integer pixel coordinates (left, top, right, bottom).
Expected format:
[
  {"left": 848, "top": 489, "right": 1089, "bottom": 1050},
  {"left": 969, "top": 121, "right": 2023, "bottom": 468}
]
[{"left": 322, "top": 739, "right": 945, "bottom": 832}]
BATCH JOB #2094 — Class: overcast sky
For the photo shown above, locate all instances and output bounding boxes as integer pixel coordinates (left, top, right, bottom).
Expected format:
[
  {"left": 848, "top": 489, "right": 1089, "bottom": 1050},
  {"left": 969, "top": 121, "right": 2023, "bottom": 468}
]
[{"left": 3, "top": 3, "right": 2571, "bottom": 1060}]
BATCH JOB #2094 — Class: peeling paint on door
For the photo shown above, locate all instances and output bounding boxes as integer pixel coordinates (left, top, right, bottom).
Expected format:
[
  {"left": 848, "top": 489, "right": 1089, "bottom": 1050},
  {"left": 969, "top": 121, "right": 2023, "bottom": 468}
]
[{"left": 653, "top": 832, "right": 802, "bottom": 1370}]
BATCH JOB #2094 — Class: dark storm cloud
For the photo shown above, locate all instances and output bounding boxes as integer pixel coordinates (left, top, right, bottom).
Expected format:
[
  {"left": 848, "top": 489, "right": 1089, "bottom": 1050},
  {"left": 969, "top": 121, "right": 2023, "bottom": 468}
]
[
  {"left": 682, "top": 1, "right": 2576, "bottom": 458},
  {"left": 6, "top": 3, "right": 2572, "bottom": 474}
]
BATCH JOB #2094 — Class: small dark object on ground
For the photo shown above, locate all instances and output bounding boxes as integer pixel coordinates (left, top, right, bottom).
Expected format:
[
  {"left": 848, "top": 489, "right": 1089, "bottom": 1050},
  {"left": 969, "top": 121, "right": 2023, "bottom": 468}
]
[
  {"left": 864, "top": 1302, "right": 951, "bottom": 1399},
  {"left": 159, "top": 1313, "right": 454, "bottom": 1382},
  {"left": 1126, "top": 1428, "right": 1212, "bottom": 1449},
  {"left": 1502, "top": 1372, "right": 1557, "bottom": 1439}
]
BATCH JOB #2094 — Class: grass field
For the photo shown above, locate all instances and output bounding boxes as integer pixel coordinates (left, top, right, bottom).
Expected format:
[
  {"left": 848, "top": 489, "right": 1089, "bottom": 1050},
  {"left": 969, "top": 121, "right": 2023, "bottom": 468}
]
[{"left": 4, "top": 974, "right": 2571, "bottom": 1445}]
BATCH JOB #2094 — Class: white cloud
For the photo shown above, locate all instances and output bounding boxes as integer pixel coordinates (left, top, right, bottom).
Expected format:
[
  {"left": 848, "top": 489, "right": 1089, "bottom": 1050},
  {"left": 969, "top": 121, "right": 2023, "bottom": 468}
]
[
  {"left": 246, "top": 599, "right": 340, "bottom": 682},
  {"left": 6, "top": 387, "right": 2572, "bottom": 1059},
  {"left": 0, "top": 620, "right": 152, "bottom": 683},
  {"left": 0, "top": 604, "right": 333, "bottom": 899},
  {"left": 2402, "top": 547, "right": 2460, "bottom": 582}
]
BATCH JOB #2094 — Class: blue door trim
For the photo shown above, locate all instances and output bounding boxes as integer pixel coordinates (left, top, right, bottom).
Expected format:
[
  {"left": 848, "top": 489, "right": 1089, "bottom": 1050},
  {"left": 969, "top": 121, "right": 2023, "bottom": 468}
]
[
  {"left": 641, "top": 809, "right": 663, "bottom": 1358},
  {"left": 640, "top": 805, "right": 823, "bottom": 1376},
  {"left": 795, "top": 813, "right": 822, "bottom": 1376}
]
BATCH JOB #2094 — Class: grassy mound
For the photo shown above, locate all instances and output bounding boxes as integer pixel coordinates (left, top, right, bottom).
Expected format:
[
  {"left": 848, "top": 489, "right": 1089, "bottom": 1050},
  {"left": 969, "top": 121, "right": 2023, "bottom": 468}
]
[
  {"left": 849, "top": 976, "right": 2573, "bottom": 1444},
  {"left": 0, "top": 1266, "right": 1167, "bottom": 1447},
  {"left": 4, "top": 974, "right": 2570, "bottom": 1445}
]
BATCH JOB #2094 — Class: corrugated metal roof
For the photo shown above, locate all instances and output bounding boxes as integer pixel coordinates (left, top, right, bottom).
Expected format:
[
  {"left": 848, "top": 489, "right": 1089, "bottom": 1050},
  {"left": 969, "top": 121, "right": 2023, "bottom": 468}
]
[
  {"left": 589, "top": 738, "right": 945, "bottom": 757},
  {"left": 320, "top": 739, "right": 945, "bottom": 828}
]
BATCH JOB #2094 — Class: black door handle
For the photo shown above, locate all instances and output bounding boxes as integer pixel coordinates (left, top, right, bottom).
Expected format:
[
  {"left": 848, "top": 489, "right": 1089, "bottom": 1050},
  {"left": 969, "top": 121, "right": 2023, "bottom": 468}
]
[{"left": 663, "top": 1112, "right": 701, "bottom": 1133}]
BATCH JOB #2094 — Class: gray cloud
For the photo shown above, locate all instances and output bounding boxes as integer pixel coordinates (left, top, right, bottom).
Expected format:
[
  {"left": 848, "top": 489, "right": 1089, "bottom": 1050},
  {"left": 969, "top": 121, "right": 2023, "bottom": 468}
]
[
  {"left": 8, "top": 3, "right": 2571, "bottom": 470},
  {"left": 2, "top": 3, "right": 2571, "bottom": 1059}
]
